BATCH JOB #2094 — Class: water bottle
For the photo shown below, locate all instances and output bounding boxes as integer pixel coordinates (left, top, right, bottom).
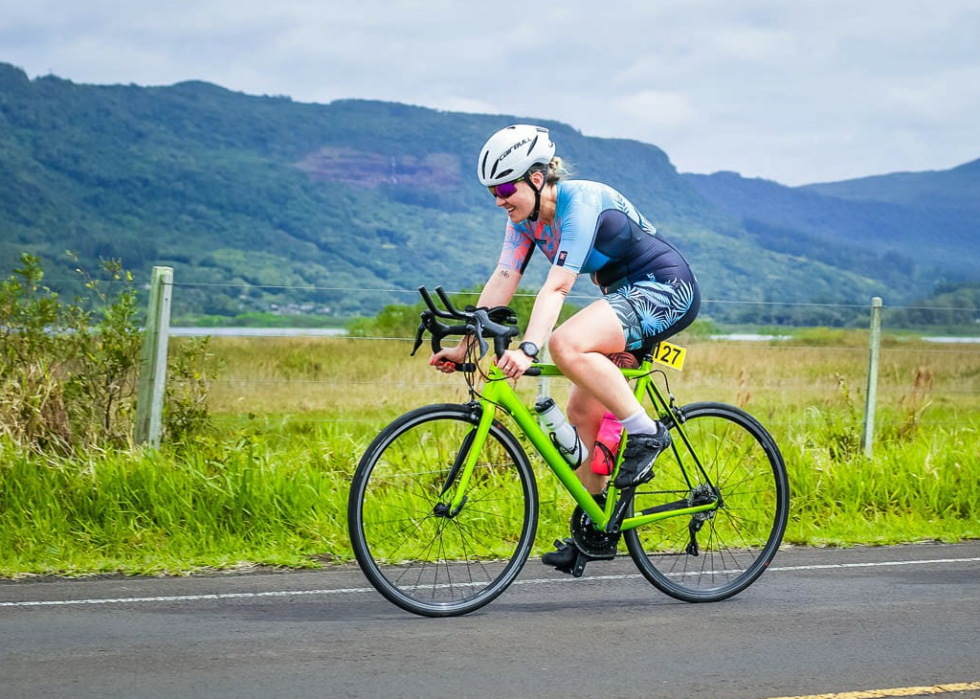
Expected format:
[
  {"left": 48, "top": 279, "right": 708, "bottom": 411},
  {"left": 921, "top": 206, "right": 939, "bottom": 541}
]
[
  {"left": 591, "top": 411, "right": 624, "bottom": 476},
  {"left": 534, "top": 397, "right": 587, "bottom": 468}
]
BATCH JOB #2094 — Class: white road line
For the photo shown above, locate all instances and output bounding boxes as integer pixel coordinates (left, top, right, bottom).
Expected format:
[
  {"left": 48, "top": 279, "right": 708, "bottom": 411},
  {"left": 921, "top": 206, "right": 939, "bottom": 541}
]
[
  {"left": 0, "top": 586, "right": 373, "bottom": 607},
  {"left": 2, "top": 555, "right": 978, "bottom": 609},
  {"left": 768, "top": 556, "right": 980, "bottom": 572}
]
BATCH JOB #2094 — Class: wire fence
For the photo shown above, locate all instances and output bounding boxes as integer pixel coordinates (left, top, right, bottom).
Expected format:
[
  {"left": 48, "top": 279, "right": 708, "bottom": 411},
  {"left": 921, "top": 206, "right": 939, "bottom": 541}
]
[{"left": 125, "top": 272, "right": 980, "bottom": 451}]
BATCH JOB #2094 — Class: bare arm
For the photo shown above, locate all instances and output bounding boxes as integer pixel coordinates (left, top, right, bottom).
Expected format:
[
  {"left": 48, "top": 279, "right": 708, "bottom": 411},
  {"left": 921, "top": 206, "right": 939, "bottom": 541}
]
[
  {"left": 522, "top": 265, "right": 578, "bottom": 349},
  {"left": 430, "top": 265, "right": 523, "bottom": 370},
  {"left": 492, "top": 264, "right": 577, "bottom": 380},
  {"left": 476, "top": 264, "right": 523, "bottom": 309}
]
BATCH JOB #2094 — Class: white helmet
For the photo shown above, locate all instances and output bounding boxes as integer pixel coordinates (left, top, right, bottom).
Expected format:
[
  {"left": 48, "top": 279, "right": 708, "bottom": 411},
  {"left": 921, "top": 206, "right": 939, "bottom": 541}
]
[{"left": 477, "top": 124, "right": 556, "bottom": 186}]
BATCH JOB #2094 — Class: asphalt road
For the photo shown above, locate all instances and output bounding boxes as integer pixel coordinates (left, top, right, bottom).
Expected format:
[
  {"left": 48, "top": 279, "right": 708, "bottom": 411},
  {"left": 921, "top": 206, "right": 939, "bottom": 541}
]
[{"left": 2, "top": 542, "right": 979, "bottom": 699}]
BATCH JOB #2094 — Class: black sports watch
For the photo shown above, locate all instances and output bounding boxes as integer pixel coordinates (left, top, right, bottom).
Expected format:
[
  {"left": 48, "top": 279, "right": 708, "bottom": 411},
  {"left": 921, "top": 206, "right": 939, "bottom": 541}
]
[{"left": 518, "top": 341, "right": 539, "bottom": 359}]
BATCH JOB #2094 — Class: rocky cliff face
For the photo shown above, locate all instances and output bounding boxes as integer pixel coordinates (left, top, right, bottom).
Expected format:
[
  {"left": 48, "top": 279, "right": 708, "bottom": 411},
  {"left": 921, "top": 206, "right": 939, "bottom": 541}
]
[{"left": 294, "top": 147, "right": 461, "bottom": 188}]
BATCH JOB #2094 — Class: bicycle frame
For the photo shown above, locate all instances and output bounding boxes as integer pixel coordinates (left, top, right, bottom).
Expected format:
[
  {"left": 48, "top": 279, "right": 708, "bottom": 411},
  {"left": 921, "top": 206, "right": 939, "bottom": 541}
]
[
  {"left": 444, "top": 359, "right": 719, "bottom": 534},
  {"left": 352, "top": 286, "right": 788, "bottom": 615}
]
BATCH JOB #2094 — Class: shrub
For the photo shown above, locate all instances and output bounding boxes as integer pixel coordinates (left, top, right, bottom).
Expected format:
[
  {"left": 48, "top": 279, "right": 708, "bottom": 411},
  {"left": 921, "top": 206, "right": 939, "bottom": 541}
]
[{"left": 0, "top": 253, "right": 214, "bottom": 453}]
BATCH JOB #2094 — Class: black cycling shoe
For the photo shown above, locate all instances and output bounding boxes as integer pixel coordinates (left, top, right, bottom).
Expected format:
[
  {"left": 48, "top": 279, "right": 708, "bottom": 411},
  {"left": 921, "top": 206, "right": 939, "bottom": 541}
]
[
  {"left": 612, "top": 427, "right": 671, "bottom": 489},
  {"left": 541, "top": 538, "right": 578, "bottom": 573},
  {"left": 541, "top": 538, "right": 593, "bottom": 577}
]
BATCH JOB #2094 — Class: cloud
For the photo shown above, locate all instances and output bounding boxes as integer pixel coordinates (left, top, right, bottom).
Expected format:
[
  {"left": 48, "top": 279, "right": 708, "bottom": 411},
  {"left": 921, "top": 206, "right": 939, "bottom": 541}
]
[
  {"left": 608, "top": 90, "right": 700, "bottom": 135},
  {"left": 1, "top": 0, "right": 979, "bottom": 184}
]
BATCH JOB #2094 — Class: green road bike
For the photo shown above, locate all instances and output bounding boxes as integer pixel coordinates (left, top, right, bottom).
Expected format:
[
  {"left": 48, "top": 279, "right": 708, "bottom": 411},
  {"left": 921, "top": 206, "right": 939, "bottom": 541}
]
[{"left": 347, "top": 286, "right": 789, "bottom": 617}]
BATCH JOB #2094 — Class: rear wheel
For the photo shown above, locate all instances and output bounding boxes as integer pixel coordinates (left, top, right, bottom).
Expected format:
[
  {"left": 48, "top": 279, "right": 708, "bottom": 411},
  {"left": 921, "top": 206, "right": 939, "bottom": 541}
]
[
  {"left": 625, "top": 402, "right": 789, "bottom": 602},
  {"left": 348, "top": 403, "right": 538, "bottom": 617}
]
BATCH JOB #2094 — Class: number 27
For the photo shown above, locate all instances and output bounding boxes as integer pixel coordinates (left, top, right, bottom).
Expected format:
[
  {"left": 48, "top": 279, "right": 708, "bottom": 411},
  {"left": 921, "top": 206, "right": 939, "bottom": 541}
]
[{"left": 658, "top": 345, "right": 680, "bottom": 363}]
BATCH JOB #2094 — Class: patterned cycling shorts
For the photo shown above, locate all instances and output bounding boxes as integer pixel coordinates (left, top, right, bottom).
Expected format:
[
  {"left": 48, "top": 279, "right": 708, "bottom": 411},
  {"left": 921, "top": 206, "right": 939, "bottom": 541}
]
[{"left": 605, "top": 278, "right": 700, "bottom": 351}]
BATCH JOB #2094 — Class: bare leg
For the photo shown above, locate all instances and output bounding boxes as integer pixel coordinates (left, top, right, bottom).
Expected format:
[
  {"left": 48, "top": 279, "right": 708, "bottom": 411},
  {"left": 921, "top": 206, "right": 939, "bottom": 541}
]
[
  {"left": 566, "top": 384, "right": 608, "bottom": 494},
  {"left": 549, "top": 299, "right": 644, "bottom": 419},
  {"left": 550, "top": 299, "right": 646, "bottom": 494}
]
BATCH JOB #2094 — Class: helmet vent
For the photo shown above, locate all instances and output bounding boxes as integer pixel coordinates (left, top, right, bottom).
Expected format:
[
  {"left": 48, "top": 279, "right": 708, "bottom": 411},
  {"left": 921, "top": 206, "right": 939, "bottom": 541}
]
[{"left": 475, "top": 124, "right": 555, "bottom": 186}]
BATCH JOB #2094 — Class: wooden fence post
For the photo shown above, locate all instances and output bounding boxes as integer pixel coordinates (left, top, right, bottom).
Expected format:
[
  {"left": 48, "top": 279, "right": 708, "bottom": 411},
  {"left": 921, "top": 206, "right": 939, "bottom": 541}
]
[
  {"left": 861, "top": 296, "right": 883, "bottom": 459},
  {"left": 135, "top": 266, "right": 173, "bottom": 447}
]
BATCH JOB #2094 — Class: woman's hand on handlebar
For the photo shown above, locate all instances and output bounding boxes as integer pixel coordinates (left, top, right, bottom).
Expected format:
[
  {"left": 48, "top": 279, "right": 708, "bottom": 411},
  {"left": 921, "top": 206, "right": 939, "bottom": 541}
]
[
  {"left": 429, "top": 343, "right": 469, "bottom": 374},
  {"left": 495, "top": 348, "right": 534, "bottom": 381}
]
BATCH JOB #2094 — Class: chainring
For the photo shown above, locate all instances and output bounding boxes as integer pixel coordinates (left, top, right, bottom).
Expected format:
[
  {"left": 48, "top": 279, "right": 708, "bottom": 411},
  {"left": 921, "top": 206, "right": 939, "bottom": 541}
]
[{"left": 570, "top": 501, "right": 620, "bottom": 560}]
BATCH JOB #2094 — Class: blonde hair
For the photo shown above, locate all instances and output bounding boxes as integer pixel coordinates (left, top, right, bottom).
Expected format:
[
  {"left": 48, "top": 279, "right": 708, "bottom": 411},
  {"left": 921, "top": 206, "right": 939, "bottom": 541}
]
[{"left": 529, "top": 156, "right": 573, "bottom": 185}]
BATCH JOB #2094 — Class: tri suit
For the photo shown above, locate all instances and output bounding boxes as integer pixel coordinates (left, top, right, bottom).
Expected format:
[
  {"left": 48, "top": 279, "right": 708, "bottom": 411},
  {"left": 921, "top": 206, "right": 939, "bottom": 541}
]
[{"left": 496, "top": 179, "right": 700, "bottom": 351}]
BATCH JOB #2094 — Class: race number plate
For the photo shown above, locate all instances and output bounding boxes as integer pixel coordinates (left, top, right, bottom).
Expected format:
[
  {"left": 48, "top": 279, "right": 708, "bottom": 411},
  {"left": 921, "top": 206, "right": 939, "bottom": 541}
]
[{"left": 652, "top": 341, "right": 686, "bottom": 371}]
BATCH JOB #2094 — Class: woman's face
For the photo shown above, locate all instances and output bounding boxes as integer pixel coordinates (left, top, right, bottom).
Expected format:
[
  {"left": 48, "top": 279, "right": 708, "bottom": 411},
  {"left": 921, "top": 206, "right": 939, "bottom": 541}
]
[{"left": 492, "top": 173, "right": 542, "bottom": 223}]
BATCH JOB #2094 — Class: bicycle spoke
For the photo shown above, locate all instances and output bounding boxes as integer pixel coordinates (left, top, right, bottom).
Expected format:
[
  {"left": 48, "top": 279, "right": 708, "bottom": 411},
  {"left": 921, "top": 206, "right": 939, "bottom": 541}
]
[
  {"left": 626, "top": 402, "right": 789, "bottom": 602},
  {"left": 349, "top": 405, "right": 537, "bottom": 617}
]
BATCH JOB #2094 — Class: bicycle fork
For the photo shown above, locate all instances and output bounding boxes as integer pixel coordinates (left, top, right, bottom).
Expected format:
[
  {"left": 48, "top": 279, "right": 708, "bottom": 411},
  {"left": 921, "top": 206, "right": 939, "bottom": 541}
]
[{"left": 432, "top": 402, "right": 494, "bottom": 519}]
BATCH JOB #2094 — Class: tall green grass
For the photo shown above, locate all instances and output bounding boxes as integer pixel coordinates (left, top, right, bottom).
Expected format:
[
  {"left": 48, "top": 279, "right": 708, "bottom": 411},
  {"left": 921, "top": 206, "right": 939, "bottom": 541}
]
[
  {"left": 0, "top": 428, "right": 356, "bottom": 575},
  {"left": 784, "top": 409, "right": 980, "bottom": 545},
  {"left": 2, "top": 333, "right": 978, "bottom": 577}
]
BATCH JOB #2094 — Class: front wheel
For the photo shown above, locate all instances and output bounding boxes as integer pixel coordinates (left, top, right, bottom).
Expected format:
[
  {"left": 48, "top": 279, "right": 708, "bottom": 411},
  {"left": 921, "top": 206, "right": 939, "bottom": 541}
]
[
  {"left": 625, "top": 402, "right": 789, "bottom": 602},
  {"left": 348, "top": 403, "right": 538, "bottom": 617}
]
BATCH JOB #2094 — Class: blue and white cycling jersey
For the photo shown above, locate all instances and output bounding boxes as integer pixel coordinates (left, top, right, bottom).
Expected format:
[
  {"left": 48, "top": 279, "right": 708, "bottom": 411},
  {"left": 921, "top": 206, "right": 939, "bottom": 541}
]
[
  {"left": 497, "top": 179, "right": 699, "bottom": 350},
  {"left": 496, "top": 180, "right": 695, "bottom": 292}
]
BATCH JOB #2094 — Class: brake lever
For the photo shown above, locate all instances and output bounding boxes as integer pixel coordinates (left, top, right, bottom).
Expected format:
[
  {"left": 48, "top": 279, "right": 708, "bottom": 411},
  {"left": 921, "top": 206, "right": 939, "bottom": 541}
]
[
  {"left": 472, "top": 309, "right": 519, "bottom": 358},
  {"left": 410, "top": 319, "right": 426, "bottom": 356},
  {"left": 468, "top": 321, "right": 489, "bottom": 358}
]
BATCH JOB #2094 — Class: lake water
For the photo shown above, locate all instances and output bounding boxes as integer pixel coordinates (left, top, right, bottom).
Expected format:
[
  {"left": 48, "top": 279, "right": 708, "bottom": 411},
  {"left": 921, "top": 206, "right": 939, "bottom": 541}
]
[{"left": 922, "top": 336, "right": 980, "bottom": 344}]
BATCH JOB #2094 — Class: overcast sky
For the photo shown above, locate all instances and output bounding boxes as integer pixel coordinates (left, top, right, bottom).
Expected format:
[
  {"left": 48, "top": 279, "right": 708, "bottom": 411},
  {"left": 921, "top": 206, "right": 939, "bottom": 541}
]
[{"left": 3, "top": 0, "right": 979, "bottom": 186}]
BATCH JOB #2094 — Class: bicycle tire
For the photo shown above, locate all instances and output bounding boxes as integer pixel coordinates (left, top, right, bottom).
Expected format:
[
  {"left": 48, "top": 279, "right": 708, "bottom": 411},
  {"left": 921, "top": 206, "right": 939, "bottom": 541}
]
[
  {"left": 625, "top": 401, "right": 789, "bottom": 602},
  {"left": 348, "top": 403, "right": 538, "bottom": 617}
]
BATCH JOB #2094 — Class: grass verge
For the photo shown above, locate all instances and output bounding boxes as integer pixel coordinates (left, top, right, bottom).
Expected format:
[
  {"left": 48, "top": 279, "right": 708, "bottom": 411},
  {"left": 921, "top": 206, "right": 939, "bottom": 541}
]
[{"left": 2, "top": 335, "right": 978, "bottom": 577}]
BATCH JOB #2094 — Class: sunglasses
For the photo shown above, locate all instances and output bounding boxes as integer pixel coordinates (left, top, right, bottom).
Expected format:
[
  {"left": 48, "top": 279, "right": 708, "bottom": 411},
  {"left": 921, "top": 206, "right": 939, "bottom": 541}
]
[{"left": 488, "top": 176, "right": 526, "bottom": 199}]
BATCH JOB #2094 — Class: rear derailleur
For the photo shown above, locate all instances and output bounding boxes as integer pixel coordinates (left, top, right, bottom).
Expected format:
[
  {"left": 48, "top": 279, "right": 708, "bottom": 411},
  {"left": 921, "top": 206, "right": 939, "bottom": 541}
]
[{"left": 685, "top": 484, "right": 718, "bottom": 556}]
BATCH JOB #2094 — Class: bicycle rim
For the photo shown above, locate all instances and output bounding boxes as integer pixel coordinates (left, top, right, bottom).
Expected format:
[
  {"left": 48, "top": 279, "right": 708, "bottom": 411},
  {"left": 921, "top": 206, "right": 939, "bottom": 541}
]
[
  {"left": 625, "top": 401, "right": 789, "bottom": 602},
  {"left": 348, "top": 404, "right": 538, "bottom": 617}
]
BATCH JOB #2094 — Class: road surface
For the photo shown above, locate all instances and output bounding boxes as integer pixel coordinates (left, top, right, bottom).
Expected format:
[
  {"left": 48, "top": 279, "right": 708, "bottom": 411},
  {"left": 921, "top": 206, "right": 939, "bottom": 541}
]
[{"left": 2, "top": 542, "right": 979, "bottom": 699}]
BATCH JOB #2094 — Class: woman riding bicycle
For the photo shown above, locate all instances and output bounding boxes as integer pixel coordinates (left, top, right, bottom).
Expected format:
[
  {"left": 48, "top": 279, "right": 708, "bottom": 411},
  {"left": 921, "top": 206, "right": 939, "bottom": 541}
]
[{"left": 430, "top": 124, "right": 700, "bottom": 570}]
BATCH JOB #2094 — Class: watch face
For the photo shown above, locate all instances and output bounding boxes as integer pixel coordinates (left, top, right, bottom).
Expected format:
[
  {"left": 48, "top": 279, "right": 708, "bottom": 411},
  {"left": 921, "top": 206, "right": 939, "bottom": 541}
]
[{"left": 520, "top": 342, "right": 538, "bottom": 358}]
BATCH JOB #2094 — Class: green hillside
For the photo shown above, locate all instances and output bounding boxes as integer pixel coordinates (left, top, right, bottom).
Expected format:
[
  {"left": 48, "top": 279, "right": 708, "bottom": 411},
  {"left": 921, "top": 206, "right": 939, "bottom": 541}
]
[
  {"left": 685, "top": 161, "right": 980, "bottom": 289},
  {"left": 804, "top": 159, "right": 980, "bottom": 213},
  {"left": 1, "top": 62, "right": 973, "bottom": 325}
]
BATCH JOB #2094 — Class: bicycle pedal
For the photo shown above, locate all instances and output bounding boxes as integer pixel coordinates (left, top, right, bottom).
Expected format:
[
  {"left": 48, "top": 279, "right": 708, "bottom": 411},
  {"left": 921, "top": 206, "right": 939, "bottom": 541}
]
[
  {"left": 542, "top": 539, "right": 578, "bottom": 573},
  {"left": 544, "top": 540, "right": 594, "bottom": 577}
]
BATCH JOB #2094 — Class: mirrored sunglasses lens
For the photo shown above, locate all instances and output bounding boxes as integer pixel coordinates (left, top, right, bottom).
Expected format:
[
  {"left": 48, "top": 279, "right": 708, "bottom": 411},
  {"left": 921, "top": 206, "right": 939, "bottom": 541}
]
[{"left": 491, "top": 181, "right": 518, "bottom": 198}]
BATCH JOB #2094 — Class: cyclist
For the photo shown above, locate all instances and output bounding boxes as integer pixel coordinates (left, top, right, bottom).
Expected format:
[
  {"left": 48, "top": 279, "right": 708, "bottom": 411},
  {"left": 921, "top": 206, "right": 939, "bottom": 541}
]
[{"left": 430, "top": 124, "right": 700, "bottom": 572}]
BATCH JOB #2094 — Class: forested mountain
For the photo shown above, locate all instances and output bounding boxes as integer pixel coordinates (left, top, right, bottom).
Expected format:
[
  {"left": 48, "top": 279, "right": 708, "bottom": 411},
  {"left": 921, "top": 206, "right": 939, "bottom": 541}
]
[
  {"left": 1, "top": 61, "right": 977, "bottom": 325},
  {"left": 685, "top": 162, "right": 980, "bottom": 291}
]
